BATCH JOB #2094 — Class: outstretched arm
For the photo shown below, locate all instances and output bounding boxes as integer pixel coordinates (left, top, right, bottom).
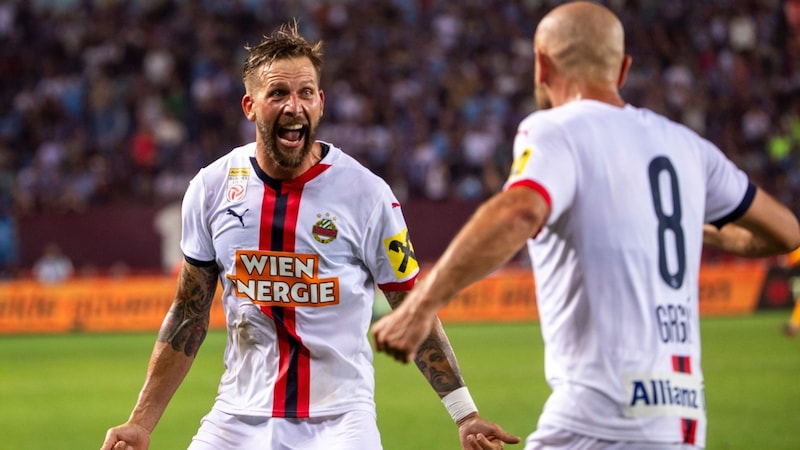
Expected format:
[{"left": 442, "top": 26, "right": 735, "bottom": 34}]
[
  {"left": 373, "top": 187, "right": 547, "bottom": 363},
  {"left": 704, "top": 187, "right": 800, "bottom": 257},
  {"left": 100, "top": 261, "right": 219, "bottom": 450},
  {"left": 383, "top": 291, "right": 520, "bottom": 450}
]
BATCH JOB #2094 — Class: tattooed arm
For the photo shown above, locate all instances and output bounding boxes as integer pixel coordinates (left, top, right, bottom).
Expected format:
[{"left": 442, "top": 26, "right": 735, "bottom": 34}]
[
  {"left": 100, "top": 261, "right": 219, "bottom": 450},
  {"left": 384, "top": 290, "right": 465, "bottom": 397},
  {"left": 383, "top": 291, "right": 520, "bottom": 450}
]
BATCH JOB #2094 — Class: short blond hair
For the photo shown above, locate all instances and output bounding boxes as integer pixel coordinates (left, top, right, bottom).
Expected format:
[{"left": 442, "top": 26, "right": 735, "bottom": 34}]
[{"left": 535, "top": 1, "right": 625, "bottom": 83}]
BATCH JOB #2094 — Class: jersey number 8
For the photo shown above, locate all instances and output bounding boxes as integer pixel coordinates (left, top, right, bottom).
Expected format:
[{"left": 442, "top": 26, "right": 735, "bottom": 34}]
[{"left": 648, "top": 156, "right": 686, "bottom": 289}]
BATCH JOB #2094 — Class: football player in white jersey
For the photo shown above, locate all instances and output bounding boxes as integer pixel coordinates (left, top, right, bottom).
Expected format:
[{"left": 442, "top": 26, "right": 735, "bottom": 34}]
[
  {"left": 374, "top": 2, "right": 800, "bottom": 450},
  {"left": 100, "top": 21, "right": 518, "bottom": 450}
]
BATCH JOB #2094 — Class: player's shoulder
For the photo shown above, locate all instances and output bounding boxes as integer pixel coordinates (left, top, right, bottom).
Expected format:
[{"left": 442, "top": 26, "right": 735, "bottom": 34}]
[
  {"left": 323, "top": 141, "right": 390, "bottom": 186},
  {"left": 321, "top": 141, "right": 399, "bottom": 206},
  {"left": 518, "top": 100, "right": 615, "bottom": 131},
  {"left": 517, "top": 101, "right": 614, "bottom": 143},
  {"left": 624, "top": 103, "right": 716, "bottom": 149},
  {"left": 529, "top": 101, "right": 705, "bottom": 139}
]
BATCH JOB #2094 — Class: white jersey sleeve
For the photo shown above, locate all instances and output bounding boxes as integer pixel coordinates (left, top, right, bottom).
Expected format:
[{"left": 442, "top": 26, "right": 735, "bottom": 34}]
[
  {"left": 506, "top": 113, "right": 577, "bottom": 225},
  {"left": 361, "top": 187, "right": 419, "bottom": 292},
  {"left": 703, "top": 141, "right": 756, "bottom": 226},
  {"left": 181, "top": 173, "right": 216, "bottom": 265}
]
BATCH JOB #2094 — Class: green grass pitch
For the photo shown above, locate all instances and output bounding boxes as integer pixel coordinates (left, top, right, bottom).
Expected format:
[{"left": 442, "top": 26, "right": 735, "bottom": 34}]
[{"left": 0, "top": 311, "right": 798, "bottom": 449}]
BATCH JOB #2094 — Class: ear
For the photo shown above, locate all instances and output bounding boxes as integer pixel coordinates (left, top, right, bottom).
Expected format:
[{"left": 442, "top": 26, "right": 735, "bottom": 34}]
[
  {"left": 617, "top": 55, "right": 633, "bottom": 89},
  {"left": 535, "top": 49, "right": 550, "bottom": 85},
  {"left": 319, "top": 89, "right": 325, "bottom": 117},
  {"left": 242, "top": 94, "right": 256, "bottom": 122}
]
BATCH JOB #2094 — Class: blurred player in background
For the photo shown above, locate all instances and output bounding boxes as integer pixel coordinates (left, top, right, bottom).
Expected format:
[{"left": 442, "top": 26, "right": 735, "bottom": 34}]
[
  {"left": 100, "top": 21, "right": 517, "bottom": 450},
  {"left": 784, "top": 247, "right": 800, "bottom": 337},
  {"left": 373, "top": 2, "right": 800, "bottom": 449},
  {"left": 32, "top": 242, "right": 74, "bottom": 284}
]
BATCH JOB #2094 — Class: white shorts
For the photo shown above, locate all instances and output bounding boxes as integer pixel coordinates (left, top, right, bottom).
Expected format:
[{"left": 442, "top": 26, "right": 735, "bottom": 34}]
[
  {"left": 188, "top": 407, "right": 383, "bottom": 450},
  {"left": 525, "top": 425, "right": 703, "bottom": 450}
]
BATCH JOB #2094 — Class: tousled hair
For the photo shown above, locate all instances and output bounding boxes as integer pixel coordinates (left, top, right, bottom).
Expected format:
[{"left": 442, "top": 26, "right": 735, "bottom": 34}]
[{"left": 242, "top": 20, "right": 323, "bottom": 90}]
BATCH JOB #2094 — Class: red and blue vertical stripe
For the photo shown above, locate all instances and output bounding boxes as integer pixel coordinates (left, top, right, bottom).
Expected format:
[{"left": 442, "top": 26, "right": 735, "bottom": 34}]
[
  {"left": 672, "top": 355, "right": 697, "bottom": 445},
  {"left": 253, "top": 161, "right": 328, "bottom": 418}
]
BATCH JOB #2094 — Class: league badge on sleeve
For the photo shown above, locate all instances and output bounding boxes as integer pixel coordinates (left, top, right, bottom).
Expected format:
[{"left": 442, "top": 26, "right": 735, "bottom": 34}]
[
  {"left": 509, "top": 148, "right": 532, "bottom": 178},
  {"left": 226, "top": 168, "right": 250, "bottom": 203}
]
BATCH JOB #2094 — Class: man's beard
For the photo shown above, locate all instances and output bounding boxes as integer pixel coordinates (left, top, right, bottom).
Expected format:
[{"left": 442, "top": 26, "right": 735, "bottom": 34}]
[
  {"left": 257, "top": 120, "right": 317, "bottom": 168},
  {"left": 535, "top": 84, "right": 552, "bottom": 110}
]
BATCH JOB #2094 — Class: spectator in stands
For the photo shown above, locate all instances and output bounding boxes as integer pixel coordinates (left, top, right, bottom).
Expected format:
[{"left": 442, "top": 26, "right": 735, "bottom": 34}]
[
  {"left": 0, "top": 145, "right": 17, "bottom": 277},
  {"left": 0, "top": 213, "right": 16, "bottom": 278},
  {"left": 1, "top": 0, "right": 796, "bottom": 216}
]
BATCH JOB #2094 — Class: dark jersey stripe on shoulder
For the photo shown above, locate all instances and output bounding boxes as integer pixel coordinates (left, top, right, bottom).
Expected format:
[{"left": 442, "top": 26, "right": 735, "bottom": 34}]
[
  {"left": 710, "top": 182, "right": 756, "bottom": 229},
  {"left": 184, "top": 255, "right": 216, "bottom": 267}
]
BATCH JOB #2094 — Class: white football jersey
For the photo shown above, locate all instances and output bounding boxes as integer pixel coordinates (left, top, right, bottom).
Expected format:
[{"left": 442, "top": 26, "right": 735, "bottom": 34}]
[
  {"left": 505, "top": 100, "right": 754, "bottom": 447},
  {"left": 181, "top": 141, "right": 419, "bottom": 419}
]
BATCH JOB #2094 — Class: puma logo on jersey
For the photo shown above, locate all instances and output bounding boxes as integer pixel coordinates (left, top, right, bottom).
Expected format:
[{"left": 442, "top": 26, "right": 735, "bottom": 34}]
[{"left": 226, "top": 208, "right": 249, "bottom": 227}]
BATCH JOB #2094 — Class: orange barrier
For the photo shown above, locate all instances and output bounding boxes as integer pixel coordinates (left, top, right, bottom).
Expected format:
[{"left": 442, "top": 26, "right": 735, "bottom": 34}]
[
  {"left": 437, "top": 268, "right": 538, "bottom": 322},
  {"left": 433, "top": 262, "right": 768, "bottom": 322},
  {"left": 439, "top": 263, "right": 767, "bottom": 322},
  {"left": 697, "top": 263, "right": 767, "bottom": 315},
  {"left": 0, "top": 276, "right": 225, "bottom": 334},
  {"left": 0, "top": 263, "right": 768, "bottom": 334}
]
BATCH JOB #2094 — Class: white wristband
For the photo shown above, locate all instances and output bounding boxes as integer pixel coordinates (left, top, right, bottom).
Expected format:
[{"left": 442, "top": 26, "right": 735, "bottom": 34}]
[{"left": 441, "top": 386, "right": 478, "bottom": 423}]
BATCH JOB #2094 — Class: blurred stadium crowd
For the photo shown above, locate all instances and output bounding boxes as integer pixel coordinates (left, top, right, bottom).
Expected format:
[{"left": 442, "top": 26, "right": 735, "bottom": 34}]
[{"left": 0, "top": 0, "right": 799, "bottom": 271}]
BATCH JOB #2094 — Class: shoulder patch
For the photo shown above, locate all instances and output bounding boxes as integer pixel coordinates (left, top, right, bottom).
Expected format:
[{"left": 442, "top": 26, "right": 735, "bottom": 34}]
[
  {"left": 383, "top": 229, "right": 419, "bottom": 278},
  {"left": 509, "top": 148, "right": 532, "bottom": 178}
]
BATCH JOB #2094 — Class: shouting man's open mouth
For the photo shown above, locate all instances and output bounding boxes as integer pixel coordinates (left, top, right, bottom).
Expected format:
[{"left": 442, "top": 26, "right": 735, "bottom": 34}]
[
  {"left": 277, "top": 123, "right": 306, "bottom": 148},
  {"left": 258, "top": 117, "right": 316, "bottom": 170}
]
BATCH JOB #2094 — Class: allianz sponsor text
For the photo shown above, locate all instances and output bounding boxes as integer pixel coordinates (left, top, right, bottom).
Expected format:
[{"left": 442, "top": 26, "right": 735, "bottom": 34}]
[{"left": 624, "top": 372, "right": 705, "bottom": 420}]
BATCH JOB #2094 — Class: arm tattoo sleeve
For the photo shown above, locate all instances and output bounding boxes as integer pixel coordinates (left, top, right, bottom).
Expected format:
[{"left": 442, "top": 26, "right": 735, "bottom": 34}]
[
  {"left": 383, "top": 290, "right": 406, "bottom": 309},
  {"left": 157, "top": 264, "right": 218, "bottom": 357},
  {"left": 384, "top": 290, "right": 466, "bottom": 397}
]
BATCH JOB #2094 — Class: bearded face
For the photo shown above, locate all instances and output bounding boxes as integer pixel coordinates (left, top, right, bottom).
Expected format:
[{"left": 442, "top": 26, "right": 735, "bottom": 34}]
[
  {"left": 245, "top": 56, "right": 325, "bottom": 172},
  {"left": 256, "top": 115, "right": 318, "bottom": 168}
]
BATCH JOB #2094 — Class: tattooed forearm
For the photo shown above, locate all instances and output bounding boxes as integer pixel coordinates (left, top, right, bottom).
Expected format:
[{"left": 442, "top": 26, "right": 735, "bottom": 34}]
[
  {"left": 414, "top": 331, "right": 465, "bottom": 396},
  {"left": 383, "top": 290, "right": 406, "bottom": 309},
  {"left": 157, "top": 263, "right": 218, "bottom": 356},
  {"left": 384, "top": 290, "right": 466, "bottom": 397}
]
